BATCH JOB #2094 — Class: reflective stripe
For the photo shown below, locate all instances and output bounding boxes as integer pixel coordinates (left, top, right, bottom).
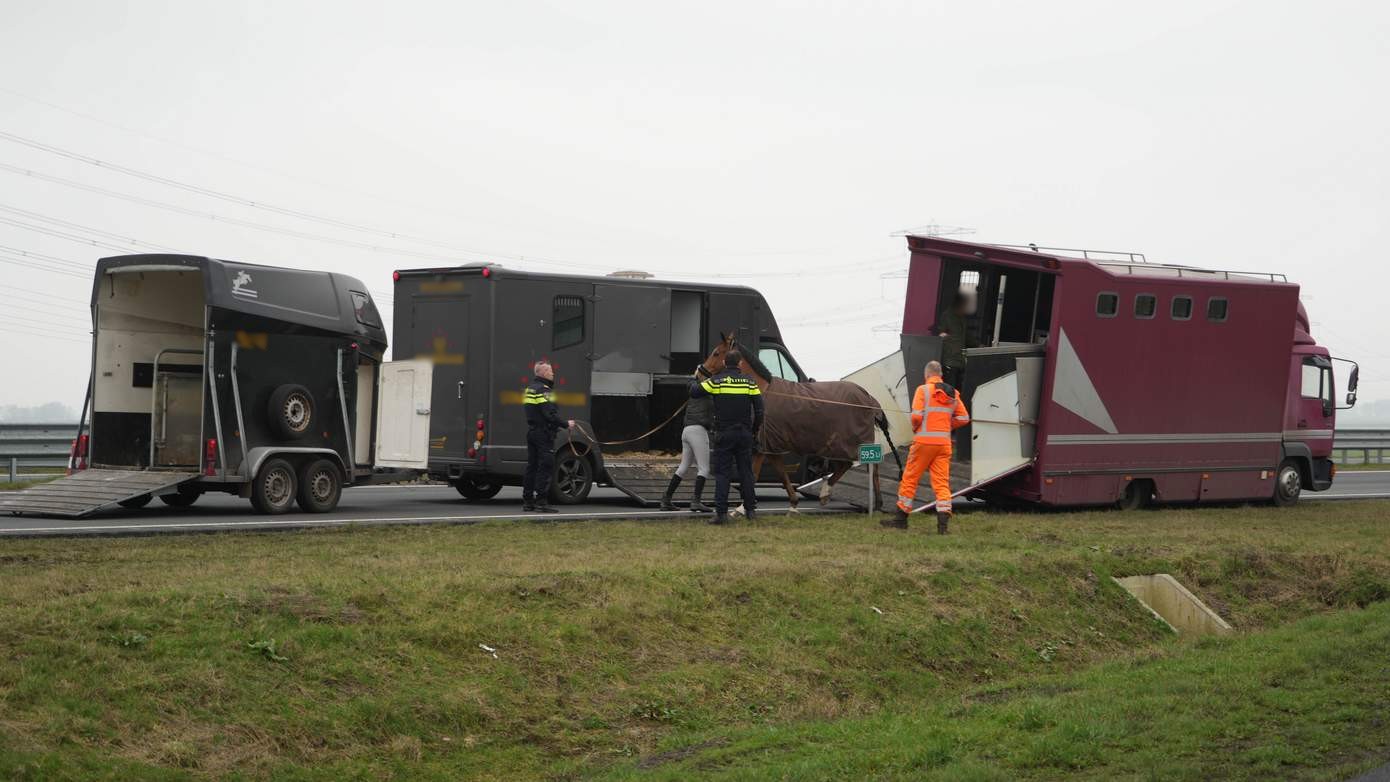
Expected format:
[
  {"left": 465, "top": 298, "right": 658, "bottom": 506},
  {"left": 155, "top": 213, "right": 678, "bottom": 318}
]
[
  {"left": 523, "top": 389, "right": 553, "bottom": 405},
  {"left": 924, "top": 406, "right": 956, "bottom": 414},
  {"left": 954, "top": 415, "right": 970, "bottom": 421},
  {"left": 913, "top": 431, "right": 951, "bottom": 440},
  {"left": 702, "top": 378, "right": 761, "bottom": 395}
]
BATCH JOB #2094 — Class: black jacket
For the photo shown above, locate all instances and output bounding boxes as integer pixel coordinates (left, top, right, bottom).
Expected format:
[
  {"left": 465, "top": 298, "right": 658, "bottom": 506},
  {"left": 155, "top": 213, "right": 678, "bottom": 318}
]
[
  {"left": 683, "top": 388, "right": 714, "bottom": 429},
  {"left": 689, "top": 368, "right": 764, "bottom": 433},
  {"left": 524, "top": 377, "right": 564, "bottom": 434}
]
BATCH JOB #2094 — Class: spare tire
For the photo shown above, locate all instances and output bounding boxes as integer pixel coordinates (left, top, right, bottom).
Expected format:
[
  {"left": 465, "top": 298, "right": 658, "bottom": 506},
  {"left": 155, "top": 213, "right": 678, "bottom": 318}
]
[{"left": 268, "top": 384, "right": 316, "bottom": 440}]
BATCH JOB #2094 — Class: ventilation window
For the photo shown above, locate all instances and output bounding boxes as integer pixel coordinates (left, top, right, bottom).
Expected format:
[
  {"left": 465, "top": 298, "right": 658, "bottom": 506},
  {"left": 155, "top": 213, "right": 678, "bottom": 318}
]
[
  {"left": 1206, "top": 297, "right": 1229, "bottom": 322},
  {"left": 1134, "top": 294, "right": 1157, "bottom": 319},
  {"left": 553, "top": 295, "right": 585, "bottom": 349},
  {"left": 350, "top": 291, "right": 381, "bottom": 328},
  {"left": 1171, "top": 296, "right": 1193, "bottom": 320},
  {"left": 1096, "top": 292, "right": 1119, "bottom": 318}
]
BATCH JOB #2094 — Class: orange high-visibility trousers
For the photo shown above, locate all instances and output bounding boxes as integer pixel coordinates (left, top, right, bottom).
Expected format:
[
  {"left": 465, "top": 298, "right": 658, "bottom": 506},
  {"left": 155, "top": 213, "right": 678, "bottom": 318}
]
[{"left": 896, "top": 441, "right": 953, "bottom": 514}]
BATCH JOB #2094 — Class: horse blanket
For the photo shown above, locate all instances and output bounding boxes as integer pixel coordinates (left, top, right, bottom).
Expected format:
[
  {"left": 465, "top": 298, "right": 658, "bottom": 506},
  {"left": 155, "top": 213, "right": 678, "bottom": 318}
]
[{"left": 757, "top": 378, "right": 881, "bottom": 462}]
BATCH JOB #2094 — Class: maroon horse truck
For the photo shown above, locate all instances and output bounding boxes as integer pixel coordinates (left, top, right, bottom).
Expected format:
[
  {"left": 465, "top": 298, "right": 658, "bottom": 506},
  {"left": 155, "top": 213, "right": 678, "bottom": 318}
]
[{"left": 884, "top": 236, "right": 1358, "bottom": 509}]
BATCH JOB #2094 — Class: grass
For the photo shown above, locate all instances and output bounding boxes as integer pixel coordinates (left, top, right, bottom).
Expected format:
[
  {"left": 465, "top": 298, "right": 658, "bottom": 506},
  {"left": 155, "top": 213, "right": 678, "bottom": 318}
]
[
  {"left": 0, "top": 474, "right": 61, "bottom": 491},
  {"left": 0, "top": 502, "right": 1388, "bottom": 779}
]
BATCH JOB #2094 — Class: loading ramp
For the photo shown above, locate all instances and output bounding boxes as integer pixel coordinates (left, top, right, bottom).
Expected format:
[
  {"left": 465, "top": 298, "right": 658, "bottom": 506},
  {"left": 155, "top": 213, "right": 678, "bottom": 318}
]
[
  {"left": 0, "top": 469, "right": 199, "bottom": 518},
  {"left": 602, "top": 455, "right": 683, "bottom": 507}
]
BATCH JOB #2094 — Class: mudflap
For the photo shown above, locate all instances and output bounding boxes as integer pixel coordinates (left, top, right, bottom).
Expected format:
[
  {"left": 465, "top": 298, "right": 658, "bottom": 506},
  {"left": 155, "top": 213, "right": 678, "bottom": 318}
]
[{"left": 0, "top": 469, "right": 200, "bottom": 518}]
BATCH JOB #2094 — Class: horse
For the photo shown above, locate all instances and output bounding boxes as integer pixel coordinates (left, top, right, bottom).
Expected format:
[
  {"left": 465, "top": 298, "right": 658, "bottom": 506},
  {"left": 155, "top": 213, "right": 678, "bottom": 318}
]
[{"left": 698, "top": 333, "right": 900, "bottom": 512}]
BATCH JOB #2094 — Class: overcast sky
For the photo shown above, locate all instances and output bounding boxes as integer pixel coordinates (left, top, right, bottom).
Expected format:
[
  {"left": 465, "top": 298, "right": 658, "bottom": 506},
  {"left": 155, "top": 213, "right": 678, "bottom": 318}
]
[{"left": 1, "top": 0, "right": 1386, "bottom": 411}]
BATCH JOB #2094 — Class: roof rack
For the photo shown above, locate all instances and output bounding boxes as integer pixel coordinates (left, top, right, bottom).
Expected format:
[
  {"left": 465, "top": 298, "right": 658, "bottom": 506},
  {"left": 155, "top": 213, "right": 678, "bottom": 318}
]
[
  {"left": 1096, "top": 262, "right": 1287, "bottom": 283},
  {"left": 991, "top": 243, "right": 1148, "bottom": 263}
]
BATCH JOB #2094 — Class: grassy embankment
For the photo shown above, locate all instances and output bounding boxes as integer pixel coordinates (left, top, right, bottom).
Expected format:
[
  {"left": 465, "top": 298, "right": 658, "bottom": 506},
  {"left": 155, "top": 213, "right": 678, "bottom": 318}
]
[{"left": 1, "top": 502, "right": 1388, "bottom": 780}]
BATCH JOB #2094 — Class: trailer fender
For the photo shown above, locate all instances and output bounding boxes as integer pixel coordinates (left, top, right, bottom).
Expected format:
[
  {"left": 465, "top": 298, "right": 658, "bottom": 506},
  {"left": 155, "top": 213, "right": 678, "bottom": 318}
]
[
  {"left": 1280, "top": 442, "right": 1314, "bottom": 490},
  {"left": 244, "top": 447, "right": 349, "bottom": 485}
]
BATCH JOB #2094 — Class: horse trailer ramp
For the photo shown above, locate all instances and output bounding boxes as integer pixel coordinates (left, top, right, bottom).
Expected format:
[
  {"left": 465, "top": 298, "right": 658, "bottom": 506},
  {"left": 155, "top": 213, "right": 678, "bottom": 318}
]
[
  {"left": 602, "top": 456, "right": 682, "bottom": 507},
  {"left": 0, "top": 469, "right": 198, "bottom": 518}
]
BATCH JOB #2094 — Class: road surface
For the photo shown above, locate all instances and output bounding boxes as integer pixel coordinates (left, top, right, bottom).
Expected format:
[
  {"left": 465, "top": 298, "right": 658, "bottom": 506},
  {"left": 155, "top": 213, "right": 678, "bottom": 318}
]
[{"left": 2, "top": 471, "right": 1388, "bottom": 538}]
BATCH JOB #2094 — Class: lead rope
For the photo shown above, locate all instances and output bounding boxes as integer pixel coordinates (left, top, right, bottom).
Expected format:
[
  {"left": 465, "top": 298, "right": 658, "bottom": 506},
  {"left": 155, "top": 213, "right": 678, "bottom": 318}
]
[{"left": 568, "top": 401, "right": 690, "bottom": 457}]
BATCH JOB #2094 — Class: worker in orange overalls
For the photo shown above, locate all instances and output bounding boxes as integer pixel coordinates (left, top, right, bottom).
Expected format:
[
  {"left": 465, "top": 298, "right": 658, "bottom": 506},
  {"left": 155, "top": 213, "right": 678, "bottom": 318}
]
[{"left": 883, "top": 360, "right": 970, "bottom": 534}]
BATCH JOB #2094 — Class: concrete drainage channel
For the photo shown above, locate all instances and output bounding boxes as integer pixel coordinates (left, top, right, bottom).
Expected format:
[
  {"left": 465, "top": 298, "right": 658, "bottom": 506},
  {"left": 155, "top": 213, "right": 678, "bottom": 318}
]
[{"left": 1114, "top": 574, "right": 1233, "bottom": 637}]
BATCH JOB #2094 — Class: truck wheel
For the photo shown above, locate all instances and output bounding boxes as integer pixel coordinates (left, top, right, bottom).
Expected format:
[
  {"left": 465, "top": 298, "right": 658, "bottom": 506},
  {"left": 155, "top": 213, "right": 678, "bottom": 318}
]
[
  {"left": 296, "top": 459, "right": 342, "bottom": 513},
  {"left": 118, "top": 494, "right": 152, "bottom": 509},
  {"left": 455, "top": 478, "right": 503, "bottom": 501},
  {"left": 268, "top": 384, "right": 316, "bottom": 440},
  {"left": 1273, "top": 459, "right": 1302, "bottom": 507},
  {"left": 549, "top": 450, "right": 593, "bottom": 505},
  {"left": 159, "top": 487, "right": 201, "bottom": 508},
  {"left": 251, "top": 458, "right": 299, "bottom": 514},
  {"left": 1118, "top": 479, "right": 1154, "bottom": 511}
]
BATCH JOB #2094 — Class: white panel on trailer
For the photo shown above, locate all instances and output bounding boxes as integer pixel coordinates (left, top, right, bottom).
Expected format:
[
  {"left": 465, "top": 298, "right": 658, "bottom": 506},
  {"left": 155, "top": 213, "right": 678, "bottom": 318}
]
[
  {"left": 354, "top": 363, "right": 375, "bottom": 466},
  {"left": 375, "top": 359, "right": 433, "bottom": 469},
  {"left": 840, "top": 350, "right": 914, "bottom": 446}
]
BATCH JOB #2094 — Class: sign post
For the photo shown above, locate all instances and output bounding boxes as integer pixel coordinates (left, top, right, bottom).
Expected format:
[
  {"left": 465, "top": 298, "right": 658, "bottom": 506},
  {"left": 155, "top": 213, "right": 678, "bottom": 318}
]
[{"left": 858, "top": 443, "right": 883, "bottom": 518}]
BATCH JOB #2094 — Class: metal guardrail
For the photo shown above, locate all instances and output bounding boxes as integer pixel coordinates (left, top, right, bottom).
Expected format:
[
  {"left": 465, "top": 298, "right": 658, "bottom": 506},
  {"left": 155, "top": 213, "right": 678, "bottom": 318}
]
[
  {"left": 1332, "top": 429, "right": 1390, "bottom": 465},
  {"left": 0, "top": 422, "right": 75, "bottom": 482}
]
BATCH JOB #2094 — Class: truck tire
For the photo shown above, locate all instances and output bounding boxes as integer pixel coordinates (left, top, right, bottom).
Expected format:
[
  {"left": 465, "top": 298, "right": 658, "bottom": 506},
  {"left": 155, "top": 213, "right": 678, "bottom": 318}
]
[
  {"left": 455, "top": 477, "right": 503, "bottom": 501},
  {"left": 251, "top": 458, "right": 299, "bottom": 514},
  {"left": 1273, "top": 459, "right": 1302, "bottom": 507},
  {"left": 159, "top": 487, "right": 201, "bottom": 508},
  {"left": 549, "top": 450, "right": 593, "bottom": 505},
  {"left": 268, "top": 384, "right": 316, "bottom": 440},
  {"left": 296, "top": 458, "right": 342, "bottom": 513},
  {"left": 118, "top": 493, "right": 152, "bottom": 509},
  {"left": 1118, "top": 479, "right": 1154, "bottom": 511}
]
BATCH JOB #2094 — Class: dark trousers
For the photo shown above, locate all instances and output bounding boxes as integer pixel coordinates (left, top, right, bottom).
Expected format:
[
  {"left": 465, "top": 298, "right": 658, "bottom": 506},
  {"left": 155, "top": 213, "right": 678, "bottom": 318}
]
[
  {"left": 712, "top": 427, "right": 757, "bottom": 515},
  {"left": 522, "top": 428, "right": 555, "bottom": 503}
]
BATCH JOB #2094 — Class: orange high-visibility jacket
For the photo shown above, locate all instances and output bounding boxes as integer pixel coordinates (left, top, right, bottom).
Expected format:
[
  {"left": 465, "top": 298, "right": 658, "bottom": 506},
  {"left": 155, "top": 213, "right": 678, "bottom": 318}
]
[{"left": 910, "top": 376, "right": 970, "bottom": 441}]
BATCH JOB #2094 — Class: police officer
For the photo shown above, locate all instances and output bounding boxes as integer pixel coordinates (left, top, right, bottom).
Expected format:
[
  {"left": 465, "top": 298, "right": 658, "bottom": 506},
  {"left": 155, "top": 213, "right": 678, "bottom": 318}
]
[
  {"left": 689, "top": 349, "right": 764, "bottom": 525},
  {"left": 522, "top": 360, "right": 573, "bottom": 513}
]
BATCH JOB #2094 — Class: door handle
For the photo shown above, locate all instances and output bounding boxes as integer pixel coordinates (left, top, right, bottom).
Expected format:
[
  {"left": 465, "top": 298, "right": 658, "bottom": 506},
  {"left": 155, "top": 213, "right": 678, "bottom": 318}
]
[
  {"left": 457, "top": 381, "right": 465, "bottom": 399},
  {"left": 416, "top": 407, "right": 431, "bottom": 415}
]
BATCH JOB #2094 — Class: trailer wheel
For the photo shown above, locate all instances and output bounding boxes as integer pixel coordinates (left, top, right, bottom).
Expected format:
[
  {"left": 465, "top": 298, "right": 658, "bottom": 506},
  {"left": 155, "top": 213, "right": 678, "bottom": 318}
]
[
  {"left": 1118, "top": 479, "right": 1154, "bottom": 511},
  {"left": 268, "top": 384, "right": 316, "bottom": 440},
  {"left": 296, "top": 459, "right": 342, "bottom": 513},
  {"left": 455, "top": 478, "right": 503, "bottom": 501},
  {"left": 118, "top": 494, "right": 152, "bottom": 509},
  {"left": 251, "top": 458, "right": 299, "bottom": 514},
  {"left": 550, "top": 450, "right": 593, "bottom": 505},
  {"left": 1273, "top": 459, "right": 1302, "bottom": 507},
  {"left": 159, "top": 487, "right": 201, "bottom": 508}
]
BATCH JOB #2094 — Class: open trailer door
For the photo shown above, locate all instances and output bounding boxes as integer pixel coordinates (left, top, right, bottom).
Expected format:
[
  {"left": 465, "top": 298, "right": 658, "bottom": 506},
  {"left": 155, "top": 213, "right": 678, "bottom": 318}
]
[
  {"left": 822, "top": 348, "right": 1041, "bottom": 510},
  {"left": 374, "top": 359, "right": 433, "bottom": 470}
]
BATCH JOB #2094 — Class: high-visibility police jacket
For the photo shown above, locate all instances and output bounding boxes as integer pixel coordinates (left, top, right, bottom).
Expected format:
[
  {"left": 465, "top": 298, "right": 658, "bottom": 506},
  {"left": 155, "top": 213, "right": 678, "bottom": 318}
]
[
  {"left": 524, "top": 377, "right": 565, "bottom": 434},
  {"left": 689, "top": 369, "right": 764, "bottom": 433},
  {"left": 911, "top": 375, "right": 970, "bottom": 442}
]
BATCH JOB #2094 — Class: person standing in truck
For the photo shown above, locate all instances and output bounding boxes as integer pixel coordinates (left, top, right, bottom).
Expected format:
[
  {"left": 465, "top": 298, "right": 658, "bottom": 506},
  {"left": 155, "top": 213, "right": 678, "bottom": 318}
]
[
  {"left": 933, "top": 291, "right": 977, "bottom": 389},
  {"left": 660, "top": 366, "right": 714, "bottom": 513},
  {"left": 690, "top": 349, "right": 764, "bottom": 526},
  {"left": 522, "top": 360, "right": 574, "bottom": 513},
  {"left": 884, "top": 361, "right": 970, "bottom": 534}
]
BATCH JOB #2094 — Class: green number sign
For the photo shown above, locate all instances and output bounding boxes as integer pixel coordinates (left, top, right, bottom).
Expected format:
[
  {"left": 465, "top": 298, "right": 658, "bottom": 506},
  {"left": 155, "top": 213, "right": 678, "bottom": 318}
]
[{"left": 858, "top": 443, "right": 883, "bottom": 464}]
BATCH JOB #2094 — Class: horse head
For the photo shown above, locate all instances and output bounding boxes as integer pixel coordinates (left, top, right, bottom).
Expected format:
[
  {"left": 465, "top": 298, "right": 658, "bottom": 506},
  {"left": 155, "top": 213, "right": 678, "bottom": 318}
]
[{"left": 700, "top": 330, "right": 738, "bottom": 376}]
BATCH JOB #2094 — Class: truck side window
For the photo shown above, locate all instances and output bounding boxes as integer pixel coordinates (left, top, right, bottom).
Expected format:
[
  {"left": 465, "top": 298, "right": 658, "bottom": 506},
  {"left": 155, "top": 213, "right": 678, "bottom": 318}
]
[
  {"left": 1206, "top": 297, "right": 1229, "bottom": 322},
  {"left": 1170, "top": 296, "right": 1193, "bottom": 320},
  {"left": 350, "top": 291, "right": 381, "bottom": 328},
  {"left": 553, "top": 296, "right": 585, "bottom": 349},
  {"left": 1134, "top": 294, "right": 1156, "bottom": 319},
  {"left": 757, "top": 347, "right": 798, "bottom": 381},
  {"left": 1096, "top": 292, "right": 1118, "bottom": 318}
]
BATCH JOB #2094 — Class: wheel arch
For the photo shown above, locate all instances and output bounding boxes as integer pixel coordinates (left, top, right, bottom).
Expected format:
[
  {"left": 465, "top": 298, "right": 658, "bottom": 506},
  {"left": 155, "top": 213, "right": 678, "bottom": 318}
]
[
  {"left": 1281, "top": 442, "right": 1315, "bottom": 489},
  {"left": 245, "top": 447, "right": 348, "bottom": 482}
]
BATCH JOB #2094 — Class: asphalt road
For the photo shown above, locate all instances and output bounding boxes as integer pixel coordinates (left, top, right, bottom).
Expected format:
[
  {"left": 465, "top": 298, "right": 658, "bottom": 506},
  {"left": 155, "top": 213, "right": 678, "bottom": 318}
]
[{"left": 2, "top": 470, "right": 1388, "bottom": 538}]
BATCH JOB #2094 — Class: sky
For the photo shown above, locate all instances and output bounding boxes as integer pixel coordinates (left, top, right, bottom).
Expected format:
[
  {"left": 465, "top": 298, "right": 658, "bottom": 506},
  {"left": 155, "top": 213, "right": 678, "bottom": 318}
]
[{"left": 1, "top": 0, "right": 1387, "bottom": 412}]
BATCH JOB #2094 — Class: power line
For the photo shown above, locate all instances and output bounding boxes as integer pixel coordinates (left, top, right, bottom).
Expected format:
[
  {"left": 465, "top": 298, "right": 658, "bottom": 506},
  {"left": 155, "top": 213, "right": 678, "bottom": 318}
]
[
  {"left": 0, "top": 243, "right": 91, "bottom": 269},
  {"left": 0, "top": 202, "right": 178, "bottom": 252},
  {"left": 0, "top": 282, "right": 87, "bottom": 305},
  {"left": 0, "top": 299, "right": 90, "bottom": 324},
  {"left": 0, "top": 323, "right": 90, "bottom": 345}
]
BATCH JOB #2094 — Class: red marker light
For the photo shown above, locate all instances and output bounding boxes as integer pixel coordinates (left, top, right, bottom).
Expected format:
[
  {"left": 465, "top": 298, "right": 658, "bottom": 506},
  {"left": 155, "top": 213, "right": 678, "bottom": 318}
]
[
  {"left": 467, "top": 447, "right": 477, "bottom": 458},
  {"left": 481, "top": 267, "right": 491, "bottom": 278},
  {"left": 392, "top": 271, "right": 401, "bottom": 281},
  {"left": 477, "top": 420, "right": 485, "bottom": 430}
]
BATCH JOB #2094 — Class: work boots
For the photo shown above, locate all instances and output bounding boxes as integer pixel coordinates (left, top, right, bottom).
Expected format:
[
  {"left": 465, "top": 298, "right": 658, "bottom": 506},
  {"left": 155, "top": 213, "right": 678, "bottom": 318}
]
[
  {"left": 709, "top": 513, "right": 731, "bottom": 526},
  {"left": 937, "top": 511, "right": 950, "bottom": 535},
  {"left": 880, "top": 506, "right": 909, "bottom": 529},
  {"left": 689, "top": 476, "right": 711, "bottom": 513},
  {"left": 659, "top": 475, "right": 682, "bottom": 511},
  {"left": 533, "top": 501, "right": 558, "bottom": 514}
]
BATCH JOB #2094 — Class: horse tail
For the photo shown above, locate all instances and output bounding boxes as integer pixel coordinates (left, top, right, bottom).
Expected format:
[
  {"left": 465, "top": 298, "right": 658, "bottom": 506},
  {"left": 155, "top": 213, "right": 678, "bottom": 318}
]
[{"left": 875, "top": 410, "right": 903, "bottom": 471}]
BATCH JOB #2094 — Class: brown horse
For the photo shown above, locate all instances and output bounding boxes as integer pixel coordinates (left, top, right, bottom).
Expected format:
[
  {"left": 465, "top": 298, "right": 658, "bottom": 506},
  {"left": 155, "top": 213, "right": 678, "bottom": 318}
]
[{"left": 699, "top": 333, "right": 898, "bottom": 512}]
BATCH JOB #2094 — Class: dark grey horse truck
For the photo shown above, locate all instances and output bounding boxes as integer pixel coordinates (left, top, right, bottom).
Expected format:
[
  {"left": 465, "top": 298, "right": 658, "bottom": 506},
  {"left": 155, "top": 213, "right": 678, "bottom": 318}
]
[
  {"left": 391, "top": 264, "right": 812, "bottom": 504},
  {"left": 0, "top": 254, "right": 433, "bottom": 518}
]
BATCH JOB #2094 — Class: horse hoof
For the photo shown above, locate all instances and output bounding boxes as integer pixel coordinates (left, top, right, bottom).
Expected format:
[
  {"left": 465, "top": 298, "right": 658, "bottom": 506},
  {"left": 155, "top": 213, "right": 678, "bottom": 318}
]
[
  {"left": 731, "top": 505, "right": 746, "bottom": 518},
  {"left": 786, "top": 506, "right": 801, "bottom": 515}
]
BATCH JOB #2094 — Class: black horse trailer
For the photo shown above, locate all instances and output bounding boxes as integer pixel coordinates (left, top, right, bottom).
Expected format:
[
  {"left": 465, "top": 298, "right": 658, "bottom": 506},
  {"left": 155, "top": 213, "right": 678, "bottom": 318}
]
[
  {"left": 392, "top": 265, "right": 811, "bottom": 504},
  {"left": 0, "top": 254, "right": 432, "bottom": 518}
]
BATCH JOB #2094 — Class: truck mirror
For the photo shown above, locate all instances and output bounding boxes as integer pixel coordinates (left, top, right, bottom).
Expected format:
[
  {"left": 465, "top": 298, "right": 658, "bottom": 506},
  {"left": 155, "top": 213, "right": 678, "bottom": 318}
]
[
  {"left": 1348, "top": 365, "right": 1359, "bottom": 393},
  {"left": 1346, "top": 390, "right": 1358, "bottom": 408}
]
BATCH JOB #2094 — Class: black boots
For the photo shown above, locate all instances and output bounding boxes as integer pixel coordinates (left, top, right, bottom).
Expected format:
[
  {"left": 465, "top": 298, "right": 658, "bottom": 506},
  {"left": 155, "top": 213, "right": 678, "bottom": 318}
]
[
  {"left": 937, "top": 511, "right": 950, "bottom": 535},
  {"left": 880, "top": 506, "right": 909, "bottom": 529},
  {"left": 689, "top": 476, "right": 711, "bottom": 513},
  {"left": 660, "top": 475, "right": 682, "bottom": 511},
  {"left": 709, "top": 513, "right": 730, "bottom": 525}
]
